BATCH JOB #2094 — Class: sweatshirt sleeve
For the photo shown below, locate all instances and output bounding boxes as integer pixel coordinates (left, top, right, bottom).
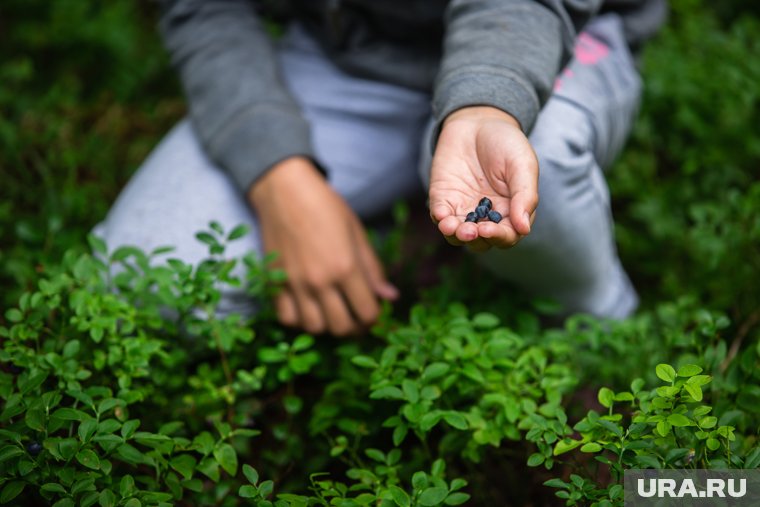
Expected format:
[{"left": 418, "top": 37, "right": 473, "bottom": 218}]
[
  {"left": 432, "top": 0, "right": 604, "bottom": 136},
  {"left": 159, "top": 0, "right": 316, "bottom": 192}
]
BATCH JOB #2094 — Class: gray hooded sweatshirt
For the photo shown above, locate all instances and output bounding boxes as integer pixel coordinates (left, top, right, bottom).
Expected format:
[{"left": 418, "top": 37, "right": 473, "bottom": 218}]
[{"left": 159, "top": 0, "right": 666, "bottom": 192}]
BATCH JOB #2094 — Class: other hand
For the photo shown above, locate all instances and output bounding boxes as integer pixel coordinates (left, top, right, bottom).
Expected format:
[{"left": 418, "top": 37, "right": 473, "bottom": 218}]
[{"left": 248, "top": 157, "right": 398, "bottom": 336}]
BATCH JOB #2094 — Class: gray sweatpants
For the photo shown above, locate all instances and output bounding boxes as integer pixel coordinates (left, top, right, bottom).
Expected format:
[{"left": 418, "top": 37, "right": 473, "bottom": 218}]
[{"left": 95, "top": 14, "right": 640, "bottom": 319}]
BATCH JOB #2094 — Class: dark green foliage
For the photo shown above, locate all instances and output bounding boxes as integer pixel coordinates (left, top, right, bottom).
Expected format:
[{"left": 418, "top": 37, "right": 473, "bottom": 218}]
[{"left": 1, "top": 0, "right": 759, "bottom": 505}]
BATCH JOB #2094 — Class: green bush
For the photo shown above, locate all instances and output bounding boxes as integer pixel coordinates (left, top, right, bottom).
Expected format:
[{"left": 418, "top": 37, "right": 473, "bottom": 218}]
[
  {"left": 2, "top": 0, "right": 759, "bottom": 505},
  {"left": 1, "top": 227, "right": 758, "bottom": 505}
]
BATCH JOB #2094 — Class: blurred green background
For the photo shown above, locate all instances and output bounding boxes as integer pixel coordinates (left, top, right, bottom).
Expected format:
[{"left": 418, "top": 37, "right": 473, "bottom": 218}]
[{"left": 1, "top": 0, "right": 759, "bottom": 332}]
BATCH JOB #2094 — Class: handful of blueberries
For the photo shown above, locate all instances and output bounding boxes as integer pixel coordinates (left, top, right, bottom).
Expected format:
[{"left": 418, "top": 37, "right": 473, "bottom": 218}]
[{"left": 465, "top": 197, "right": 502, "bottom": 224}]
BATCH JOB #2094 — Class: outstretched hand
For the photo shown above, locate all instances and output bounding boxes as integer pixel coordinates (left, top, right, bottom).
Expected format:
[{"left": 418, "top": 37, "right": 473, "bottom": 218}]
[{"left": 429, "top": 106, "right": 539, "bottom": 252}]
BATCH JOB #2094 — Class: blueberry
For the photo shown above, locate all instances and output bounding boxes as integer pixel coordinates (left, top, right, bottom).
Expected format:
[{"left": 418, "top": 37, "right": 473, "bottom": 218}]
[
  {"left": 487, "top": 210, "right": 502, "bottom": 223},
  {"left": 464, "top": 212, "right": 478, "bottom": 223},
  {"left": 475, "top": 205, "right": 489, "bottom": 219},
  {"left": 27, "top": 441, "right": 42, "bottom": 456},
  {"left": 478, "top": 197, "right": 492, "bottom": 210}
]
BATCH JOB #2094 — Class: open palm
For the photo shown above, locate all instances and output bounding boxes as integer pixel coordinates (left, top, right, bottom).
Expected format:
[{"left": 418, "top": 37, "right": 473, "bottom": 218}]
[{"left": 429, "top": 107, "right": 539, "bottom": 251}]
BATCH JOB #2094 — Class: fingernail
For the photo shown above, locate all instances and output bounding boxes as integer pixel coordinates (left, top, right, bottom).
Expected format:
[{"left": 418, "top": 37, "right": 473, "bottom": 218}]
[
  {"left": 383, "top": 283, "right": 400, "bottom": 300},
  {"left": 523, "top": 212, "right": 531, "bottom": 233}
]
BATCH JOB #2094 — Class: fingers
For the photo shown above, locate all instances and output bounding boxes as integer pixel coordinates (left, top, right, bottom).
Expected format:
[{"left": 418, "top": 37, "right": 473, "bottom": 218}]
[
  {"left": 352, "top": 220, "right": 399, "bottom": 301},
  {"left": 507, "top": 156, "right": 539, "bottom": 236},
  {"left": 341, "top": 268, "right": 381, "bottom": 330},
  {"left": 319, "top": 288, "right": 358, "bottom": 336},
  {"left": 478, "top": 220, "right": 522, "bottom": 248},
  {"left": 437, "top": 214, "right": 522, "bottom": 250},
  {"left": 275, "top": 291, "right": 299, "bottom": 327},
  {"left": 292, "top": 289, "right": 326, "bottom": 335},
  {"left": 429, "top": 201, "right": 455, "bottom": 225},
  {"left": 284, "top": 285, "right": 362, "bottom": 337}
]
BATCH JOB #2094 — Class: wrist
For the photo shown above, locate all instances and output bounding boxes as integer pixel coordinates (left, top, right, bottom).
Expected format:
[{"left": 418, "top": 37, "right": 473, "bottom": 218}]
[
  {"left": 248, "top": 156, "right": 318, "bottom": 206},
  {"left": 443, "top": 106, "right": 522, "bottom": 130}
]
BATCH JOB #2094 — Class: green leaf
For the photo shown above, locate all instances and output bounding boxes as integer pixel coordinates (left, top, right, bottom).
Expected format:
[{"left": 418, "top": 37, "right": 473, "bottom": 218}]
[
  {"left": 58, "top": 438, "right": 79, "bottom": 460},
  {"left": 412, "top": 472, "right": 428, "bottom": 490},
  {"left": 365, "top": 448, "right": 385, "bottom": 463},
  {"left": 193, "top": 432, "right": 215, "bottom": 456},
  {"left": 687, "top": 375, "right": 712, "bottom": 387},
  {"left": 580, "top": 443, "right": 602, "bottom": 453},
  {"left": 282, "top": 395, "right": 303, "bottom": 415},
  {"left": 150, "top": 245, "right": 175, "bottom": 256},
  {"left": 195, "top": 232, "right": 218, "bottom": 246},
  {"left": 81, "top": 491, "right": 99, "bottom": 507},
  {"left": 182, "top": 479, "right": 203, "bottom": 492},
  {"left": 24, "top": 408, "right": 45, "bottom": 432},
  {"left": 389, "top": 485, "right": 410, "bottom": 507},
  {"left": 20, "top": 372, "right": 49, "bottom": 395},
  {"left": 243, "top": 464, "right": 259, "bottom": 485},
  {"left": 614, "top": 392, "right": 635, "bottom": 402},
  {"left": 227, "top": 224, "right": 250, "bottom": 241},
  {"left": 99, "top": 489, "right": 117, "bottom": 507},
  {"left": 62, "top": 340, "right": 80, "bottom": 358},
  {"left": 554, "top": 439, "right": 583, "bottom": 456},
  {"left": 71, "top": 477, "right": 96, "bottom": 496},
  {"left": 472, "top": 312, "right": 499, "bottom": 329},
  {"left": 656, "top": 421, "right": 672, "bottom": 437},
  {"left": 116, "top": 444, "right": 145, "bottom": 464},
  {"left": 120, "top": 420, "right": 140, "bottom": 439},
  {"left": 52, "top": 408, "right": 88, "bottom": 421},
  {"left": 41, "top": 483, "right": 67, "bottom": 494},
  {"left": 684, "top": 383, "right": 703, "bottom": 401},
  {"left": 699, "top": 416, "right": 718, "bottom": 429},
  {"left": 258, "top": 480, "right": 274, "bottom": 498},
  {"left": 17, "top": 457, "right": 35, "bottom": 476},
  {"left": 214, "top": 443, "right": 238, "bottom": 476},
  {"left": 418, "top": 487, "right": 449, "bottom": 506},
  {"left": 420, "top": 411, "right": 442, "bottom": 432},
  {"left": 442, "top": 412, "right": 468, "bottom": 430},
  {"left": 444, "top": 493, "right": 470, "bottom": 505},
  {"left": 170, "top": 454, "right": 197, "bottom": 481},
  {"left": 667, "top": 414, "right": 692, "bottom": 427},
  {"left": 78, "top": 419, "right": 98, "bottom": 443},
  {"left": 120, "top": 475, "right": 136, "bottom": 498},
  {"left": 449, "top": 479, "right": 467, "bottom": 492},
  {"left": 87, "top": 234, "right": 107, "bottom": 255},
  {"left": 197, "top": 457, "right": 220, "bottom": 482},
  {"left": 597, "top": 387, "right": 615, "bottom": 408},
  {"left": 239, "top": 485, "right": 258, "bottom": 498},
  {"left": 655, "top": 364, "right": 676, "bottom": 383},
  {"left": 291, "top": 334, "right": 313, "bottom": 351},
  {"left": 677, "top": 364, "right": 703, "bottom": 377},
  {"left": 544, "top": 478, "right": 569, "bottom": 489},
  {"left": 431, "top": 459, "right": 446, "bottom": 477},
  {"left": 97, "top": 398, "right": 123, "bottom": 415},
  {"left": 402, "top": 379, "right": 420, "bottom": 404},
  {"left": 597, "top": 419, "right": 623, "bottom": 437},
  {"left": 0, "top": 481, "right": 25, "bottom": 504},
  {"left": 422, "top": 363, "right": 449, "bottom": 381},
  {"left": 393, "top": 423, "right": 408, "bottom": 446},
  {"left": 369, "top": 386, "right": 404, "bottom": 400},
  {"left": 5, "top": 309, "right": 23, "bottom": 323},
  {"left": 706, "top": 438, "right": 720, "bottom": 451},
  {"left": 527, "top": 453, "right": 545, "bottom": 467},
  {"left": 630, "top": 378, "right": 646, "bottom": 394},
  {"left": 76, "top": 449, "right": 100, "bottom": 470},
  {"left": 351, "top": 355, "right": 378, "bottom": 369}
]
